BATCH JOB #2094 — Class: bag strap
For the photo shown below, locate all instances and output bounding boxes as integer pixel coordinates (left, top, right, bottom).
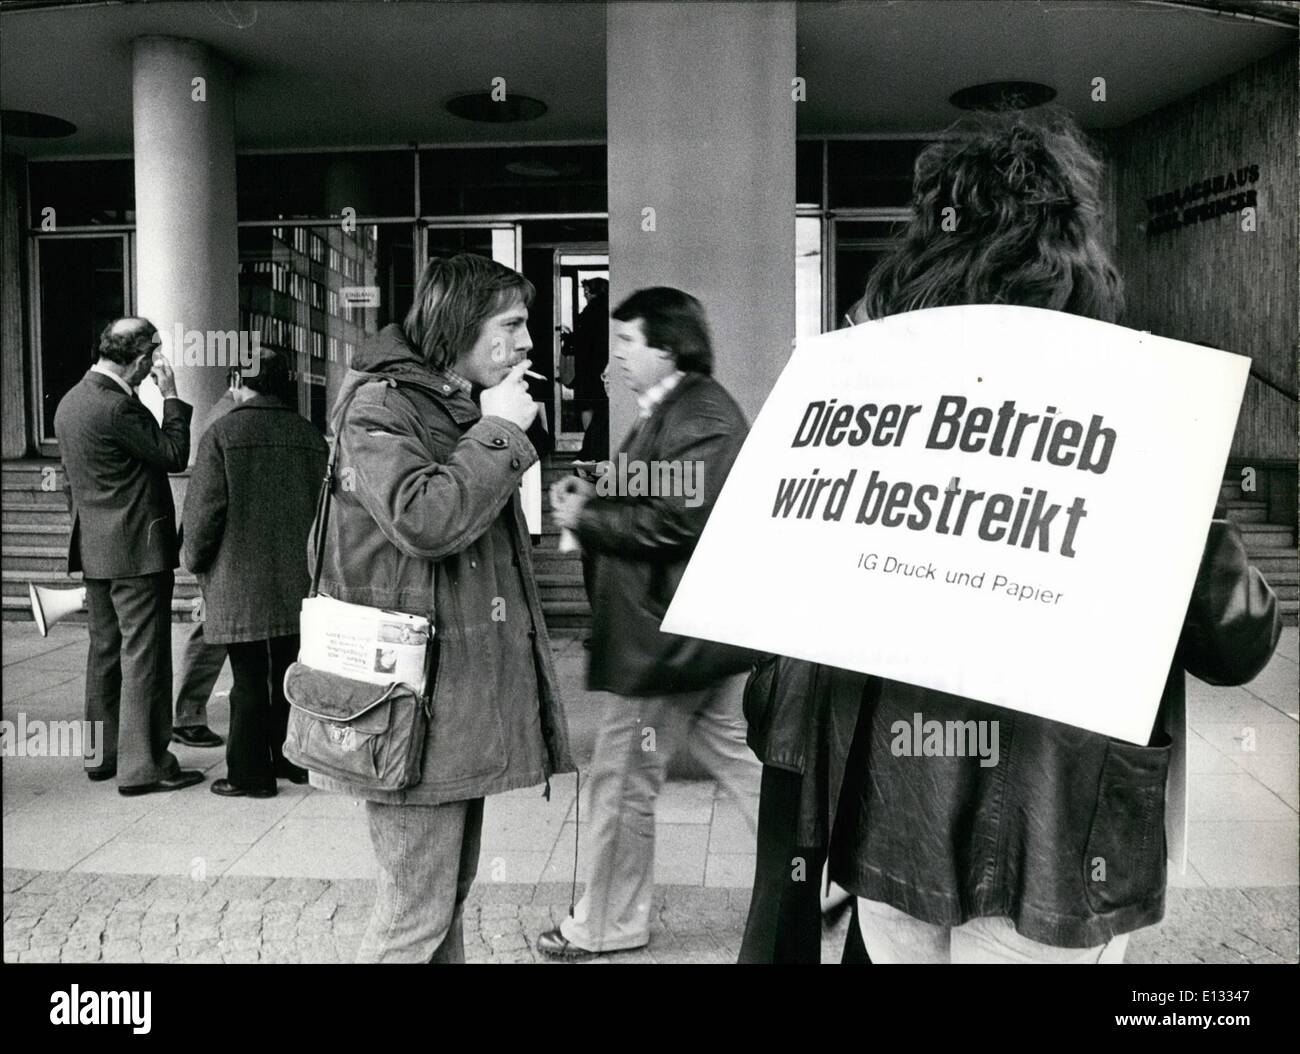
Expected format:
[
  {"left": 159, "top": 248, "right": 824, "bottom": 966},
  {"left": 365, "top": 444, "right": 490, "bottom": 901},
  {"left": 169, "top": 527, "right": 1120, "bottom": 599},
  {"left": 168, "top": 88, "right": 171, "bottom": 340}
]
[
  {"left": 309, "top": 383, "right": 368, "bottom": 597},
  {"left": 308, "top": 378, "right": 441, "bottom": 638}
]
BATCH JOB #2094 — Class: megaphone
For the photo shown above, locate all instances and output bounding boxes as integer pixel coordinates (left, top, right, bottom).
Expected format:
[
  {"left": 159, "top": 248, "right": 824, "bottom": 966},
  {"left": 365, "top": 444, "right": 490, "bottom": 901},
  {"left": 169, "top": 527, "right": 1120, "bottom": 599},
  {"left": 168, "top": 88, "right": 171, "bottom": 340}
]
[{"left": 28, "top": 582, "right": 87, "bottom": 637}]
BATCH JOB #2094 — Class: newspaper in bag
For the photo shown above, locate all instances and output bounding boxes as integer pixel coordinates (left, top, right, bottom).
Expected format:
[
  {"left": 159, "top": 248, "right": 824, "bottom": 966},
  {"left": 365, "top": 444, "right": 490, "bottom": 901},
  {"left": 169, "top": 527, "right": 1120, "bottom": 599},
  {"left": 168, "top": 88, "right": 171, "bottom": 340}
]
[{"left": 299, "top": 595, "right": 431, "bottom": 692}]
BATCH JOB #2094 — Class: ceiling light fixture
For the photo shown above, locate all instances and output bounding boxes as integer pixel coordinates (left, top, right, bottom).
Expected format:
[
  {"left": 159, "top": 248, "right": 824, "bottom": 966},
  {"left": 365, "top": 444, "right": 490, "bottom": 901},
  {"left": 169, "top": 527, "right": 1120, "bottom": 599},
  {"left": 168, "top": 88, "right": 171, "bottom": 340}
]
[
  {"left": 445, "top": 93, "right": 547, "bottom": 123},
  {"left": 949, "top": 81, "right": 1056, "bottom": 112},
  {"left": 2, "top": 109, "right": 77, "bottom": 138}
]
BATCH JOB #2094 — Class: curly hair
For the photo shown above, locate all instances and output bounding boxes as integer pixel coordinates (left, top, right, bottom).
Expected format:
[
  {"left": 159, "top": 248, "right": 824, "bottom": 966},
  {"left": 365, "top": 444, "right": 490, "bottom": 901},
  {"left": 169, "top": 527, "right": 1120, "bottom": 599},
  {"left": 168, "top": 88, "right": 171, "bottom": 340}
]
[{"left": 849, "top": 109, "right": 1123, "bottom": 324}]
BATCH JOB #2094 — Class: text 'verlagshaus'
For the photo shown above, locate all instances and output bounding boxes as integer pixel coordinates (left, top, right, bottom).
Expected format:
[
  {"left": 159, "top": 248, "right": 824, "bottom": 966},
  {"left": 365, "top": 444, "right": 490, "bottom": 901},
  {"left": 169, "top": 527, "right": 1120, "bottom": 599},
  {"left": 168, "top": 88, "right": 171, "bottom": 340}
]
[{"left": 773, "top": 395, "right": 1116, "bottom": 558}]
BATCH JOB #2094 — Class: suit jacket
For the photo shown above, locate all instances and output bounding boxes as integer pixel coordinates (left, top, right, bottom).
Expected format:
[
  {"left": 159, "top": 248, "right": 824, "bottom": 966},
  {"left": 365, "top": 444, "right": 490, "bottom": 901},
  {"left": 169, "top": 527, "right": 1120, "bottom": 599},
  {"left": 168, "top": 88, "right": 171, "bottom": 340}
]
[
  {"left": 575, "top": 371, "right": 758, "bottom": 695},
  {"left": 54, "top": 369, "right": 192, "bottom": 579}
]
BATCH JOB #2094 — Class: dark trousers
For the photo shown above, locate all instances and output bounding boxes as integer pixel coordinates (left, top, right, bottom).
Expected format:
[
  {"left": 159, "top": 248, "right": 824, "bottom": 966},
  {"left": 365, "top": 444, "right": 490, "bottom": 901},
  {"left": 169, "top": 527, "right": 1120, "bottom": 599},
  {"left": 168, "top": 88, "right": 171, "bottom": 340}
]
[
  {"left": 225, "top": 634, "right": 299, "bottom": 790},
  {"left": 738, "top": 764, "right": 870, "bottom": 964},
  {"left": 84, "top": 571, "right": 180, "bottom": 787},
  {"left": 173, "top": 619, "right": 227, "bottom": 728}
]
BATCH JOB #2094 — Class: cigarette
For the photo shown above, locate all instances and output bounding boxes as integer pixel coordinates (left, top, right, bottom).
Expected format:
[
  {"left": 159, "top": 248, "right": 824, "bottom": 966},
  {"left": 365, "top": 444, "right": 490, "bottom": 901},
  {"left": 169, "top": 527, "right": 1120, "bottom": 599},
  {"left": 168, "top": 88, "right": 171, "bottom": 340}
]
[{"left": 524, "top": 369, "right": 545, "bottom": 381}]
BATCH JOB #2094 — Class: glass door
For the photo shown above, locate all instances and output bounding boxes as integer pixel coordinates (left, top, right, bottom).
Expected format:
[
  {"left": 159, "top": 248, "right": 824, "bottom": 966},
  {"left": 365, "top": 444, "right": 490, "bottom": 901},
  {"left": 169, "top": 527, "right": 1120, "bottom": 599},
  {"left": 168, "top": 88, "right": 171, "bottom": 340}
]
[
  {"left": 33, "top": 232, "right": 131, "bottom": 453},
  {"left": 423, "top": 224, "right": 518, "bottom": 270},
  {"left": 553, "top": 251, "right": 608, "bottom": 451},
  {"left": 830, "top": 217, "right": 908, "bottom": 326}
]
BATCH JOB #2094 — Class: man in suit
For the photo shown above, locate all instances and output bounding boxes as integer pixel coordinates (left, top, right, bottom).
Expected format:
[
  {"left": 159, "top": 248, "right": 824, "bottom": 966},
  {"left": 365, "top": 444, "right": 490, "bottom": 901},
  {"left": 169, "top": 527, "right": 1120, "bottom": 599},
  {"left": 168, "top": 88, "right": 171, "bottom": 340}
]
[
  {"left": 539, "top": 287, "right": 761, "bottom": 958},
  {"left": 54, "top": 317, "right": 204, "bottom": 795}
]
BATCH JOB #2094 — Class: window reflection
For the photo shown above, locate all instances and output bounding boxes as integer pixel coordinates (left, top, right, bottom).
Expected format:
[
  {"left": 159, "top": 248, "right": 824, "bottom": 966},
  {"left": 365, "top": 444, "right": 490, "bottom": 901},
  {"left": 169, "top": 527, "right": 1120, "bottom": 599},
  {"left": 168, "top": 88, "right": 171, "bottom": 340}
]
[{"left": 238, "top": 223, "right": 413, "bottom": 431}]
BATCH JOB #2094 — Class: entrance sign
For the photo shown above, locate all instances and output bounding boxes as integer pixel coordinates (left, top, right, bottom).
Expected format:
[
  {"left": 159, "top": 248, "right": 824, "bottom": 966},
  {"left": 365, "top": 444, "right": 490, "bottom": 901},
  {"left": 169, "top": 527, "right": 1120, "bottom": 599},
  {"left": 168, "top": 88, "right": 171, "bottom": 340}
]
[
  {"left": 340, "top": 285, "right": 382, "bottom": 309},
  {"left": 661, "top": 305, "right": 1249, "bottom": 744}
]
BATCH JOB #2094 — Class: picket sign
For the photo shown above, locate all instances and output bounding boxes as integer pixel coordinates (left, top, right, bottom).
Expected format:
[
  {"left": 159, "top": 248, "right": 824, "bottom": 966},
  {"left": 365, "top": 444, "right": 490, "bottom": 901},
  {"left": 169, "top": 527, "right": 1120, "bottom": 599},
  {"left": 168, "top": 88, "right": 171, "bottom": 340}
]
[{"left": 662, "top": 304, "right": 1248, "bottom": 748}]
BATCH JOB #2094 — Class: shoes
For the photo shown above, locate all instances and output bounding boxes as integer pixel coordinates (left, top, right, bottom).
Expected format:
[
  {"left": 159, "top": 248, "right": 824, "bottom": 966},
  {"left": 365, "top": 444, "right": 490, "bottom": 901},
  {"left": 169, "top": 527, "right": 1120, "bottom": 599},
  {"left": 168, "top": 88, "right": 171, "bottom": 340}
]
[
  {"left": 210, "top": 778, "right": 276, "bottom": 799},
  {"left": 118, "top": 770, "right": 204, "bottom": 797},
  {"left": 537, "top": 927, "right": 598, "bottom": 961},
  {"left": 172, "top": 725, "right": 224, "bottom": 748},
  {"left": 275, "top": 761, "right": 310, "bottom": 785},
  {"left": 86, "top": 768, "right": 117, "bottom": 782}
]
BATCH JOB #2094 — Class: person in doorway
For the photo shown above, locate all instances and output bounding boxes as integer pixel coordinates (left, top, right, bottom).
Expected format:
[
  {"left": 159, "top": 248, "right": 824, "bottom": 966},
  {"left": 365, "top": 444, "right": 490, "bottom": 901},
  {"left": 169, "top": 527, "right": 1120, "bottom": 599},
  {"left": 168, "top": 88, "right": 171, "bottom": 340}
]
[
  {"left": 538, "top": 286, "right": 761, "bottom": 959},
  {"left": 570, "top": 277, "right": 609, "bottom": 433},
  {"left": 182, "top": 350, "right": 327, "bottom": 797}
]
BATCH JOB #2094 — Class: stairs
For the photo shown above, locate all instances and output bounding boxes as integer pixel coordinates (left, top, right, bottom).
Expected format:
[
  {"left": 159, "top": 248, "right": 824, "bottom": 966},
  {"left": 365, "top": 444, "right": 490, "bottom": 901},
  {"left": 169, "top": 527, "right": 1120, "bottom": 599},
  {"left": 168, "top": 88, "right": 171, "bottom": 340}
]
[
  {"left": 1, "top": 456, "right": 593, "bottom": 635},
  {"left": 4, "top": 459, "right": 1293, "bottom": 630},
  {"left": 1219, "top": 474, "right": 1298, "bottom": 625}
]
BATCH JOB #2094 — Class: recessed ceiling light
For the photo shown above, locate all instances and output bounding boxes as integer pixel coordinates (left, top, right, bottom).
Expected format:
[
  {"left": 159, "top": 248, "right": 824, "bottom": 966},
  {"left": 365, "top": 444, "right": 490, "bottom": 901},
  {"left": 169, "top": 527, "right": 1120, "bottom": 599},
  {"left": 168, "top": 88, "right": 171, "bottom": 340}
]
[
  {"left": 445, "top": 93, "right": 547, "bottom": 123},
  {"left": 2, "top": 109, "right": 76, "bottom": 138},
  {"left": 949, "top": 81, "right": 1056, "bottom": 112}
]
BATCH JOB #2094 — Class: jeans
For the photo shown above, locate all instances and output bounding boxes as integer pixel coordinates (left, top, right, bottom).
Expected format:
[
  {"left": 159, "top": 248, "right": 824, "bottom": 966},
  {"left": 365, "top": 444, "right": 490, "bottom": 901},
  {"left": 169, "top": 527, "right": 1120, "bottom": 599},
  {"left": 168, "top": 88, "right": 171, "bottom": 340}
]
[
  {"left": 173, "top": 619, "right": 227, "bottom": 728},
  {"left": 857, "top": 898, "right": 1131, "bottom": 963},
  {"left": 560, "top": 674, "right": 761, "bottom": 952},
  {"left": 225, "top": 635, "right": 298, "bottom": 791},
  {"left": 358, "top": 798, "right": 484, "bottom": 963}
]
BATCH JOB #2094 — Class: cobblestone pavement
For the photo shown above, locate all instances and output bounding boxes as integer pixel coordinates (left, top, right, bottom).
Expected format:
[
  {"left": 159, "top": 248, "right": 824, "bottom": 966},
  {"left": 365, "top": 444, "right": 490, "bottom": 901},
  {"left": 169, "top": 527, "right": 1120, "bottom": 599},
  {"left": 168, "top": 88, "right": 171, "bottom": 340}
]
[{"left": 4, "top": 869, "right": 1295, "bottom": 964}]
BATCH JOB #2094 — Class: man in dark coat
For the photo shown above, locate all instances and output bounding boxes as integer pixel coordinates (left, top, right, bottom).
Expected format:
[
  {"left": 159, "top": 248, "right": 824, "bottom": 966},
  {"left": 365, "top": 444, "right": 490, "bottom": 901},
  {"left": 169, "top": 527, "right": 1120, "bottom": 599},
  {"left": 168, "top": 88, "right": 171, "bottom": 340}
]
[
  {"left": 182, "top": 350, "right": 328, "bottom": 797},
  {"left": 570, "top": 277, "right": 608, "bottom": 432},
  {"left": 539, "top": 287, "right": 761, "bottom": 958},
  {"left": 53, "top": 317, "right": 203, "bottom": 795}
]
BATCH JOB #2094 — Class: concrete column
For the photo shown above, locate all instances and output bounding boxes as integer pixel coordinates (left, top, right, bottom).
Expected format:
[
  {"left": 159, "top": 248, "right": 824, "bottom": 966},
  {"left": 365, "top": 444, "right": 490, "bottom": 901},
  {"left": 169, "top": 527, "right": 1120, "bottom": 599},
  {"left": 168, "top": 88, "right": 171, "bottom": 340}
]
[
  {"left": 1, "top": 150, "right": 27, "bottom": 458},
  {"left": 132, "top": 36, "right": 238, "bottom": 446},
  {"left": 606, "top": 1, "right": 796, "bottom": 439}
]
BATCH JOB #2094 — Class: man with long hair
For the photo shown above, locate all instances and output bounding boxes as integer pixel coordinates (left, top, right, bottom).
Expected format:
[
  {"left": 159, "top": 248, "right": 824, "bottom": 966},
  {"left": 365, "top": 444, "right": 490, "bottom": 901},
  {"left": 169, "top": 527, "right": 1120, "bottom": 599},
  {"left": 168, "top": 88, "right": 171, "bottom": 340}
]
[{"left": 310, "top": 253, "right": 574, "bottom": 962}]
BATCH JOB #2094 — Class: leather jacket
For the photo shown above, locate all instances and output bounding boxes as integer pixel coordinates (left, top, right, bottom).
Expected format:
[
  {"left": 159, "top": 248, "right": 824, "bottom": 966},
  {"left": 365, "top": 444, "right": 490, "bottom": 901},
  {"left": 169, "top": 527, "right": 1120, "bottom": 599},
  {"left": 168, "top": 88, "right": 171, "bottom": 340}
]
[
  {"left": 748, "top": 518, "right": 1281, "bottom": 947},
  {"left": 576, "top": 371, "right": 759, "bottom": 695}
]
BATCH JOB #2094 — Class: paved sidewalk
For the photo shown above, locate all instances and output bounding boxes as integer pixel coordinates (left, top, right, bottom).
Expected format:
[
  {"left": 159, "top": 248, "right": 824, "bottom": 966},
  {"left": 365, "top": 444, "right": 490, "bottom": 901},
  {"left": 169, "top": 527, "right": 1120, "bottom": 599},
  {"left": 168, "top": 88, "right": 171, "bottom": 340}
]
[
  {"left": 3, "top": 622, "right": 1297, "bottom": 964},
  {"left": 5, "top": 872, "right": 1296, "bottom": 964}
]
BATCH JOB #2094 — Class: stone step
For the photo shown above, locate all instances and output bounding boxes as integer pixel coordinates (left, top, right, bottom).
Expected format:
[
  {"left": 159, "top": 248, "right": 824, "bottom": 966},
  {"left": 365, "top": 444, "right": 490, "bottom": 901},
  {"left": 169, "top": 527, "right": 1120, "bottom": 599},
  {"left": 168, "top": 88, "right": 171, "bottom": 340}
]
[
  {"left": 3, "top": 589, "right": 591, "bottom": 630},
  {"left": 1246, "top": 553, "right": 1299, "bottom": 574},
  {"left": 1223, "top": 501, "right": 1268, "bottom": 524},
  {"left": 1, "top": 502, "right": 72, "bottom": 525},
  {"left": 2, "top": 528, "right": 71, "bottom": 551},
  {"left": 2, "top": 547, "right": 70, "bottom": 572},
  {"left": 535, "top": 584, "right": 589, "bottom": 603},
  {"left": 0, "top": 485, "right": 67, "bottom": 506},
  {"left": 530, "top": 555, "right": 584, "bottom": 575},
  {"left": 2, "top": 569, "right": 201, "bottom": 595},
  {"left": 1238, "top": 524, "right": 1297, "bottom": 549}
]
